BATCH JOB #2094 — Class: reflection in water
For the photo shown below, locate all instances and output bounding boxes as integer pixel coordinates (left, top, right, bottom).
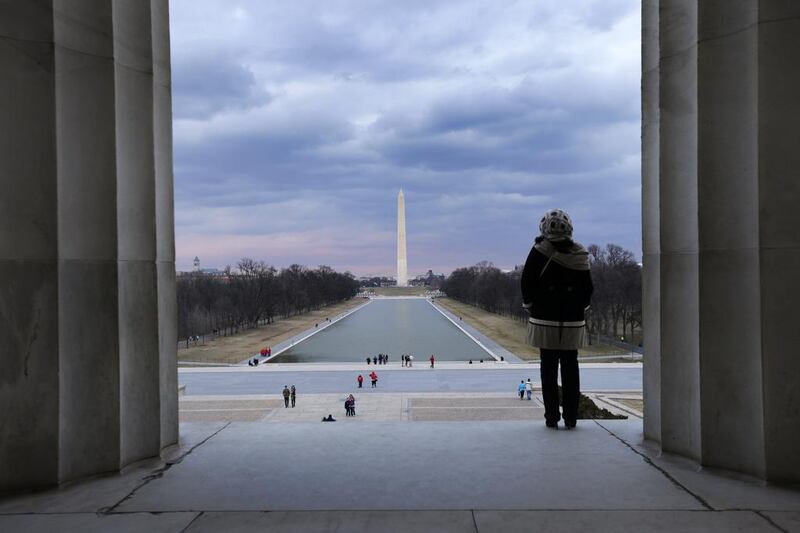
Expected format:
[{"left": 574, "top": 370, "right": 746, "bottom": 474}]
[{"left": 273, "top": 299, "right": 490, "bottom": 363}]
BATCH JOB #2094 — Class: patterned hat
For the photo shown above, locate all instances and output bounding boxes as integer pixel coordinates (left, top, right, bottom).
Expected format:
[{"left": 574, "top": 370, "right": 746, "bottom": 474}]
[{"left": 539, "top": 209, "right": 573, "bottom": 242}]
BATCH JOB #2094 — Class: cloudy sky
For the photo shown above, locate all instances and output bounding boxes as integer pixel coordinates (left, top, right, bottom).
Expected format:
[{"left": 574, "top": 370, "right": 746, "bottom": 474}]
[{"left": 170, "top": 0, "right": 641, "bottom": 276}]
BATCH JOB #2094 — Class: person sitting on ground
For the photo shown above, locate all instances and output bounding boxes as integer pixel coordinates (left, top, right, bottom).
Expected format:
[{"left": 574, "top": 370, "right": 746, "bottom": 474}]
[
  {"left": 521, "top": 208, "right": 593, "bottom": 430},
  {"left": 248, "top": 359, "right": 254, "bottom": 367},
  {"left": 322, "top": 414, "right": 336, "bottom": 422}
]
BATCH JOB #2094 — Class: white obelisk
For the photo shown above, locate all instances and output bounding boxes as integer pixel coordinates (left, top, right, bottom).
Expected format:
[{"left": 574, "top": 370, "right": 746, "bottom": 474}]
[{"left": 396, "top": 189, "right": 408, "bottom": 287}]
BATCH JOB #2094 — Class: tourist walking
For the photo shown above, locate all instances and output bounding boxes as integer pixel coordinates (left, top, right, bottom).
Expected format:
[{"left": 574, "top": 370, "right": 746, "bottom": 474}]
[
  {"left": 525, "top": 379, "right": 533, "bottom": 401},
  {"left": 282, "top": 385, "right": 290, "bottom": 408},
  {"left": 521, "top": 209, "right": 593, "bottom": 429},
  {"left": 370, "top": 371, "right": 378, "bottom": 388},
  {"left": 408, "top": 355, "right": 414, "bottom": 367},
  {"left": 348, "top": 394, "right": 356, "bottom": 416},
  {"left": 373, "top": 356, "right": 378, "bottom": 365},
  {"left": 357, "top": 374, "right": 364, "bottom": 388},
  {"left": 290, "top": 385, "right": 296, "bottom": 408},
  {"left": 429, "top": 355, "right": 435, "bottom": 368},
  {"left": 367, "top": 356, "right": 371, "bottom": 365},
  {"left": 401, "top": 355, "right": 406, "bottom": 367},
  {"left": 518, "top": 380, "right": 525, "bottom": 400}
]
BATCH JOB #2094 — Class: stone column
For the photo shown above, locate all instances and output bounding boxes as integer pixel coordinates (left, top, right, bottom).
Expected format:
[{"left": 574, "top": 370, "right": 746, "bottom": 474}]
[
  {"left": 643, "top": 0, "right": 800, "bottom": 483},
  {"left": 54, "top": 0, "right": 121, "bottom": 481},
  {"left": 657, "top": 0, "right": 701, "bottom": 461},
  {"left": 152, "top": 0, "right": 179, "bottom": 449},
  {"left": 640, "top": 0, "right": 660, "bottom": 444},
  {"left": 757, "top": 1, "right": 800, "bottom": 484},
  {"left": 0, "top": 0, "right": 177, "bottom": 491},
  {"left": 0, "top": 0, "right": 60, "bottom": 491},
  {"left": 113, "top": 0, "right": 162, "bottom": 466},
  {"left": 696, "top": 1, "right": 764, "bottom": 478}
]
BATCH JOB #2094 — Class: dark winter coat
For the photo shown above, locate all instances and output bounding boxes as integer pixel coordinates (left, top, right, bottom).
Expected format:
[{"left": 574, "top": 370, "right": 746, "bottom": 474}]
[{"left": 520, "top": 238, "right": 593, "bottom": 350}]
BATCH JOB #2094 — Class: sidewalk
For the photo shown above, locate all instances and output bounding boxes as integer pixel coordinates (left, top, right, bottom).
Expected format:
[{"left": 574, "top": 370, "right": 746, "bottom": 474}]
[{"left": 2, "top": 419, "right": 798, "bottom": 532}]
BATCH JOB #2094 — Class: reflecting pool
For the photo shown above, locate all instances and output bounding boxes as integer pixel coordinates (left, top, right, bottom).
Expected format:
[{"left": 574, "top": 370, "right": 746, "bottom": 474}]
[{"left": 272, "top": 299, "right": 491, "bottom": 363}]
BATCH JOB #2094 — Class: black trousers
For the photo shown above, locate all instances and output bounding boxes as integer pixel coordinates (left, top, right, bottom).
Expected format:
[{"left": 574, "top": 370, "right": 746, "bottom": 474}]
[{"left": 540, "top": 349, "right": 579, "bottom": 424}]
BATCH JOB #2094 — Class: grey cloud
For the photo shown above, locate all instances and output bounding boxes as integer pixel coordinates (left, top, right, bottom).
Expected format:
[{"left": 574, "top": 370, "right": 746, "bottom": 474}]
[{"left": 172, "top": 52, "right": 270, "bottom": 119}]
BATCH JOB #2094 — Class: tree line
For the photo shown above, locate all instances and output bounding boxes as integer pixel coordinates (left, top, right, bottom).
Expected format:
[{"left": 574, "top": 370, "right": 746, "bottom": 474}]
[
  {"left": 442, "top": 244, "right": 642, "bottom": 344},
  {"left": 177, "top": 259, "right": 360, "bottom": 342}
]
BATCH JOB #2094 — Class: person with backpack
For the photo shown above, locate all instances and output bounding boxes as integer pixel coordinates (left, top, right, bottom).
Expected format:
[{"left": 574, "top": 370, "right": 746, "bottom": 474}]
[{"left": 521, "top": 209, "right": 593, "bottom": 429}]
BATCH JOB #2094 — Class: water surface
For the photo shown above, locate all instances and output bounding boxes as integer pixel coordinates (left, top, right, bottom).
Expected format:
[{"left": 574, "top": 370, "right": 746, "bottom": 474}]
[{"left": 273, "top": 299, "right": 490, "bottom": 363}]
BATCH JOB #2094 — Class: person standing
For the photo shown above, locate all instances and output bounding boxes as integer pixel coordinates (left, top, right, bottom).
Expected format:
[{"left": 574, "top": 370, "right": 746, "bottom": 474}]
[
  {"left": 370, "top": 371, "right": 378, "bottom": 388},
  {"left": 357, "top": 374, "right": 364, "bottom": 388},
  {"left": 290, "top": 385, "right": 296, "bottom": 408},
  {"left": 348, "top": 394, "right": 356, "bottom": 416},
  {"left": 373, "top": 356, "right": 378, "bottom": 365},
  {"left": 282, "top": 385, "right": 290, "bottom": 408},
  {"left": 525, "top": 379, "right": 533, "bottom": 401},
  {"left": 408, "top": 355, "right": 414, "bottom": 367},
  {"left": 367, "top": 356, "right": 371, "bottom": 365},
  {"left": 518, "top": 380, "right": 525, "bottom": 400},
  {"left": 521, "top": 209, "right": 593, "bottom": 429},
  {"left": 429, "top": 355, "right": 435, "bottom": 368}
]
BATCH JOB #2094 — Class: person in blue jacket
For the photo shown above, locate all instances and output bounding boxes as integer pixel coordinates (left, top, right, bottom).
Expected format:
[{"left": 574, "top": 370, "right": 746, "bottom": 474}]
[{"left": 518, "top": 380, "right": 526, "bottom": 400}]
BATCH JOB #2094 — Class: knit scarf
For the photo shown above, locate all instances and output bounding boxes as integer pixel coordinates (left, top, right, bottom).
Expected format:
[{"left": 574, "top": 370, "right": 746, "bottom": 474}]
[{"left": 534, "top": 239, "right": 590, "bottom": 271}]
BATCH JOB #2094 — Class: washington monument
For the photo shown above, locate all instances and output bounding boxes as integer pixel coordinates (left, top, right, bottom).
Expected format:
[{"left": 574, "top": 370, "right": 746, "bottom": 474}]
[{"left": 396, "top": 189, "right": 408, "bottom": 287}]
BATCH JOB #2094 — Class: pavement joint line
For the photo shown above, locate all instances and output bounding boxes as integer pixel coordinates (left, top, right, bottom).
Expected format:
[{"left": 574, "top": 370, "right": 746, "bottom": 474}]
[
  {"left": 98, "top": 422, "right": 231, "bottom": 515},
  {"left": 180, "top": 408, "right": 271, "bottom": 412},
  {"left": 471, "top": 509, "right": 480, "bottom": 532},
  {"left": 753, "top": 511, "right": 791, "bottom": 533},
  {"left": 180, "top": 511, "right": 204, "bottom": 533},
  {"left": 592, "top": 419, "right": 714, "bottom": 511}
]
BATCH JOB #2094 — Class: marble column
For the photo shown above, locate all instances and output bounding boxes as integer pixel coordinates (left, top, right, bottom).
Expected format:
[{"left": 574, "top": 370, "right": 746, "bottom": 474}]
[
  {"left": 54, "top": 0, "right": 121, "bottom": 481},
  {"left": 657, "top": 0, "right": 701, "bottom": 461},
  {"left": 152, "top": 0, "right": 179, "bottom": 450},
  {"left": 0, "top": 0, "right": 177, "bottom": 490},
  {"left": 640, "top": 0, "right": 660, "bottom": 444},
  {"left": 0, "top": 0, "right": 60, "bottom": 491},
  {"left": 643, "top": 0, "right": 800, "bottom": 482},
  {"left": 113, "top": 0, "right": 162, "bottom": 466},
  {"left": 757, "top": 1, "right": 800, "bottom": 484}
]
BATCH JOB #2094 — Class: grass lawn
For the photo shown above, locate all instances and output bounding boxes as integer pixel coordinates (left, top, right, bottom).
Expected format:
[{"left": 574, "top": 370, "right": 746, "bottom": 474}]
[
  {"left": 435, "top": 297, "right": 630, "bottom": 362},
  {"left": 177, "top": 298, "right": 367, "bottom": 365}
]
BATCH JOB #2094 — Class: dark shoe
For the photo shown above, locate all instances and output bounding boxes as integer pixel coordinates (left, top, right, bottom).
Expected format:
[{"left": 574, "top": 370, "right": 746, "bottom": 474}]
[
  {"left": 564, "top": 420, "right": 577, "bottom": 429},
  {"left": 546, "top": 421, "right": 558, "bottom": 429}
]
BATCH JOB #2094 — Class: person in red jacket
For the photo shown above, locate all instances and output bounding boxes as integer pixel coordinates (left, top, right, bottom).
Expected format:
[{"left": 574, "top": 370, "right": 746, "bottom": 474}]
[
  {"left": 357, "top": 374, "right": 364, "bottom": 388},
  {"left": 369, "top": 371, "right": 378, "bottom": 388}
]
